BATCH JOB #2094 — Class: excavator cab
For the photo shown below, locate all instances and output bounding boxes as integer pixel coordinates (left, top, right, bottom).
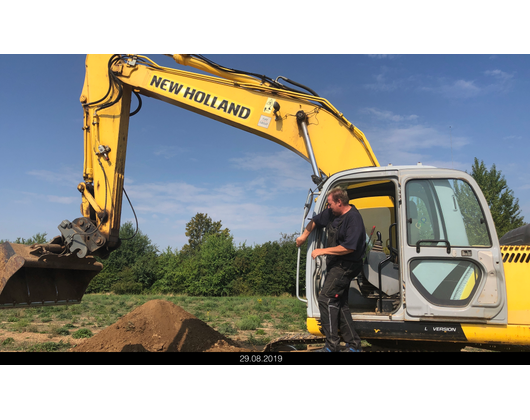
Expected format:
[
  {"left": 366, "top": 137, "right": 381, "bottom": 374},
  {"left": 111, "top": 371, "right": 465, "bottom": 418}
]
[
  {"left": 0, "top": 239, "right": 102, "bottom": 309},
  {"left": 304, "top": 164, "right": 508, "bottom": 340}
]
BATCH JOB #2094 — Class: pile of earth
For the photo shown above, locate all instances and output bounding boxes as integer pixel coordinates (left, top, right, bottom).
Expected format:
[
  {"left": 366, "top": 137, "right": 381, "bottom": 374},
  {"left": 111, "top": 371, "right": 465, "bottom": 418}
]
[{"left": 71, "top": 299, "right": 248, "bottom": 352}]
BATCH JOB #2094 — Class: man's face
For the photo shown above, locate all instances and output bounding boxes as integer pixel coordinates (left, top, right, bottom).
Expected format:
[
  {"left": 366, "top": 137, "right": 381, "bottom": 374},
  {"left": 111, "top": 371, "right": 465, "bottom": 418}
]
[{"left": 327, "top": 195, "right": 342, "bottom": 216}]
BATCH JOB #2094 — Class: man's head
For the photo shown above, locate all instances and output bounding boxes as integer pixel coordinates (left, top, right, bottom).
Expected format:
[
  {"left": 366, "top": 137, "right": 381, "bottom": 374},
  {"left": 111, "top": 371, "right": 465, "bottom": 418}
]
[{"left": 327, "top": 187, "right": 350, "bottom": 216}]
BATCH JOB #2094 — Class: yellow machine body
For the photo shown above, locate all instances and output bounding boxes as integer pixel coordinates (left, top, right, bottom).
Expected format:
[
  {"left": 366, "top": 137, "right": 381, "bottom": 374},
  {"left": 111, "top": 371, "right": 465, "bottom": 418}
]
[{"left": 2, "top": 54, "right": 530, "bottom": 352}]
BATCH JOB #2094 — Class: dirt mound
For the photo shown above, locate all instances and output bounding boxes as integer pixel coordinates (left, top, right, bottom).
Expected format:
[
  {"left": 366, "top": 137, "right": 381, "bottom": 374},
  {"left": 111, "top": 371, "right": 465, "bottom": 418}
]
[{"left": 71, "top": 299, "right": 247, "bottom": 352}]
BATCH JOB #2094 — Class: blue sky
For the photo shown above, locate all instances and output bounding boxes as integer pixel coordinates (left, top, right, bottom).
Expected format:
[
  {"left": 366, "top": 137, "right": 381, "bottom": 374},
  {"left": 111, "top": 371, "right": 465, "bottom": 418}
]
[{"left": 1, "top": 54, "right": 528, "bottom": 251}]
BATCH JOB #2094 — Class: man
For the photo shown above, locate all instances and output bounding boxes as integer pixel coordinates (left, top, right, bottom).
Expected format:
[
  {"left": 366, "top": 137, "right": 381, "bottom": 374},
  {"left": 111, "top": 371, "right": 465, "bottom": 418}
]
[{"left": 296, "top": 187, "right": 365, "bottom": 352}]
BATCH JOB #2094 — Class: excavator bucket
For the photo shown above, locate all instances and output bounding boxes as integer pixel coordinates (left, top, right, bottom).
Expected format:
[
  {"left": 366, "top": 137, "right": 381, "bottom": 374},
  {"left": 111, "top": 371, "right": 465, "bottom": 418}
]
[{"left": 0, "top": 241, "right": 102, "bottom": 309}]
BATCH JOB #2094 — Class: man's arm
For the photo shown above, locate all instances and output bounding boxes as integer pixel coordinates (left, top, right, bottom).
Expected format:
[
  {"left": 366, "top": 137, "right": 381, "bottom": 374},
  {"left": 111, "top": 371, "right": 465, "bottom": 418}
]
[
  {"left": 297, "top": 219, "right": 355, "bottom": 259},
  {"left": 311, "top": 245, "right": 353, "bottom": 260},
  {"left": 296, "top": 220, "right": 316, "bottom": 248}
]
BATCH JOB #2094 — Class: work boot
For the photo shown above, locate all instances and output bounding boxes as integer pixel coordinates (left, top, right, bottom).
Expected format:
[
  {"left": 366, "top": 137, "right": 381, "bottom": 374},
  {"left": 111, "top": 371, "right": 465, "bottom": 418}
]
[
  {"left": 341, "top": 345, "right": 362, "bottom": 352},
  {"left": 315, "top": 346, "right": 334, "bottom": 352}
]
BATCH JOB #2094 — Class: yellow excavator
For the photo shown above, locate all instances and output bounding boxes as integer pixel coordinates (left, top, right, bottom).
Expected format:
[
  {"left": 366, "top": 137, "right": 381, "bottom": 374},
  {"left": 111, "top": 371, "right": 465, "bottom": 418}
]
[{"left": 1, "top": 54, "right": 529, "bottom": 351}]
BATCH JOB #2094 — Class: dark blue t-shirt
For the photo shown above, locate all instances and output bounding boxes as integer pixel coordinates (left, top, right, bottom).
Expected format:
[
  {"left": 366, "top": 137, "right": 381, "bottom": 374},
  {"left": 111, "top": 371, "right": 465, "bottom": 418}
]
[{"left": 312, "top": 206, "right": 366, "bottom": 262}]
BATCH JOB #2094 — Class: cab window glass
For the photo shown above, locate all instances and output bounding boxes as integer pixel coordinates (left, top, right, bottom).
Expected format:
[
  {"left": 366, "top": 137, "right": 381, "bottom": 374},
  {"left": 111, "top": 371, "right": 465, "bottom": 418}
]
[
  {"left": 406, "top": 179, "right": 491, "bottom": 247},
  {"left": 410, "top": 259, "right": 481, "bottom": 306}
]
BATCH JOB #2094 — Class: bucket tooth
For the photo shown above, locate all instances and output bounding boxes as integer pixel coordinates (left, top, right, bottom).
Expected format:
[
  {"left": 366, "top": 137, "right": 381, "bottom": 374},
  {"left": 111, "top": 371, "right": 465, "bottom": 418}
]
[{"left": 0, "top": 242, "right": 102, "bottom": 309}]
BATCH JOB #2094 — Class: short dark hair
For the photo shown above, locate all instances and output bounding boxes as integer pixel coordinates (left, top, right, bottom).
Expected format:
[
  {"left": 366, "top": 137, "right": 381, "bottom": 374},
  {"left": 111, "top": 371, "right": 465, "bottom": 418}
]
[{"left": 327, "top": 187, "right": 349, "bottom": 205}]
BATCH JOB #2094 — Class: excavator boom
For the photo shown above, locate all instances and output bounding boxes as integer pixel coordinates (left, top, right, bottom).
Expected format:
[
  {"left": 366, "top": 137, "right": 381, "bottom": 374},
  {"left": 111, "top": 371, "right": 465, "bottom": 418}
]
[
  {"left": 0, "top": 54, "right": 378, "bottom": 308},
  {"left": 78, "top": 54, "right": 379, "bottom": 255}
]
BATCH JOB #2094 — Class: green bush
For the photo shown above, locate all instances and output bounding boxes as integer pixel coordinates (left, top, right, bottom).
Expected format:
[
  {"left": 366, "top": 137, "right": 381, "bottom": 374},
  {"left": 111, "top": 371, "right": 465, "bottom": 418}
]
[
  {"left": 87, "top": 222, "right": 158, "bottom": 293},
  {"left": 72, "top": 328, "right": 93, "bottom": 339},
  {"left": 236, "top": 315, "right": 261, "bottom": 330},
  {"left": 185, "top": 233, "right": 236, "bottom": 296},
  {"left": 2, "top": 337, "right": 15, "bottom": 346},
  {"left": 111, "top": 280, "right": 143, "bottom": 295},
  {"left": 217, "top": 322, "right": 237, "bottom": 335},
  {"left": 152, "top": 252, "right": 196, "bottom": 294},
  {"left": 27, "top": 341, "right": 71, "bottom": 352},
  {"left": 86, "top": 271, "right": 118, "bottom": 294}
]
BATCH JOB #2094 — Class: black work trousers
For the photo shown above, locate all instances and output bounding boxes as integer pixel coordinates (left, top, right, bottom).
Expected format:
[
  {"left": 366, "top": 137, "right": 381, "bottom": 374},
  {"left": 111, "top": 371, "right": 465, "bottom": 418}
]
[{"left": 317, "top": 260, "right": 363, "bottom": 352}]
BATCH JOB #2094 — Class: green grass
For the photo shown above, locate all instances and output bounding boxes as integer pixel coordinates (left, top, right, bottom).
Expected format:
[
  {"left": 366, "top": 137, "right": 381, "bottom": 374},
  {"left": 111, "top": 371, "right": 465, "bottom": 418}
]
[
  {"left": 72, "top": 328, "right": 93, "bottom": 339},
  {"left": 0, "top": 294, "right": 309, "bottom": 351},
  {"left": 27, "top": 341, "right": 72, "bottom": 352}
]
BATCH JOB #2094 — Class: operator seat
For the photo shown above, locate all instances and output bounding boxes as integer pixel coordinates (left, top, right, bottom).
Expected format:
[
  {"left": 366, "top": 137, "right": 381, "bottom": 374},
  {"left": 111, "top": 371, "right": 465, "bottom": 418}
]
[{"left": 362, "top": 230, "right": 400, "bottom": 296}]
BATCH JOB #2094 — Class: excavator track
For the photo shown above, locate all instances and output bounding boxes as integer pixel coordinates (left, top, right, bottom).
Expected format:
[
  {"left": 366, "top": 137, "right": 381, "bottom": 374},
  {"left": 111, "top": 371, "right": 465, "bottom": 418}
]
[
  {"left": 262, "top": 337, "right": 427, "bottom": 352},
  {"left": 263, "top": 333, "right": 325, "bottom": 352},
  {"left": 263, "top": 336, "right": 481, "bottom": 352}
]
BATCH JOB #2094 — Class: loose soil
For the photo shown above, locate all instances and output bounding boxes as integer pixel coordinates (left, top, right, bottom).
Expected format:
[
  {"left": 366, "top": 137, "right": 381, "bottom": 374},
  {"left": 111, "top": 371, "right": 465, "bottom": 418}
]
[{"left": 71, "top": 299, "right": 250, "bottom": 352}]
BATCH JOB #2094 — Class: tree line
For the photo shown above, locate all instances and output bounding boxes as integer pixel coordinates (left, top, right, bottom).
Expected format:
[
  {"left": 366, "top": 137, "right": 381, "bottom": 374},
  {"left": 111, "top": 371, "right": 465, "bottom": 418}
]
[{"left": 86, "top": 214, "right": 307, "bottom": 296}]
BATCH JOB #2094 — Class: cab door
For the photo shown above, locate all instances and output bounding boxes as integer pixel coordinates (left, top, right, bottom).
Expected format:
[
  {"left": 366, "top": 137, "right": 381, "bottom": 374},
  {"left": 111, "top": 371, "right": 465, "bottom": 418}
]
[{"left": 402, "top": 173, "right": 507, "bottom": 323}]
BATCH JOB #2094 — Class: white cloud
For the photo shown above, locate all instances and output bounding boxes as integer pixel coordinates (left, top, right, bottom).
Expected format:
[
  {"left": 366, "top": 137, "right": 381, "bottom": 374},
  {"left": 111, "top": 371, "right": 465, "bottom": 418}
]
[
  {"left": 230, "top": 150, "right": 313, "bottom": 193},
  {"left": 502, "top": 135, "right": 522, "bottom": 141},
  {"left": 363, "top": 107, "right": 419, "bottom": 122},
  {"left": 365, "top": 124, "right": 470, "bottom": 167},
  {"left": 364, "top": 74, "right": 401, "bottom": 92},
  {"left": 126, "top": 151, "right": 312, "bottom": 216},
  {"left": 26, "top": 167, "right": 79, "bottom": 186},
  {"left": 119, "top": 150, "right": 315, "bottom": 247},
  {"left": 484, "top": 69, "right": 514, "bottom": 81},
  {"left": 421, "top": 69, "right": 514, "bottom": 98},
  {"left": 319, "top": 85, "right": 348, "bottom": 98},
  {"left": 126, "top": 181, "right": 205, "bottom": 205},
  {"left": 366, "top": 67, "right": 516, "bottom": 99},
  {"left": 153, "top": 145, "right": 190, "bottom": 159},
  {"left": 363, "top": 66, "right": 406, "bottom": 92},
  {"left": 17, "top": 150, "right": 314, "bottom": 249},
  {"left": 421, "top": 79, "right": 482, "bottom": 98},
  {"left": 10, "top": 190, "right": 79, "bottom": 206},
  {"left": 47, "top": 195, "right": 78, "bottom": 204}
]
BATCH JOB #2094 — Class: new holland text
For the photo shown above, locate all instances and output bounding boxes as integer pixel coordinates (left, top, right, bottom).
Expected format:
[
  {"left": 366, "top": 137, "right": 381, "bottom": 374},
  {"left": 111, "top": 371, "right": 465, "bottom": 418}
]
[{"left": 150, "top": 75, "right": 251, "bottom": 119}]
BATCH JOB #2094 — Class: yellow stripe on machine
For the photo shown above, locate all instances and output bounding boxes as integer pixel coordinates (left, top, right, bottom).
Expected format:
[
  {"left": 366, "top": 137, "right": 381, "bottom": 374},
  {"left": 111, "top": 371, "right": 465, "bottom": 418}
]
[
  {"left": 462, "top": 324, "right": 530, "bottom": 345},
  {"left": 501, "top": 245, "right": 530, "bottom": 325}
]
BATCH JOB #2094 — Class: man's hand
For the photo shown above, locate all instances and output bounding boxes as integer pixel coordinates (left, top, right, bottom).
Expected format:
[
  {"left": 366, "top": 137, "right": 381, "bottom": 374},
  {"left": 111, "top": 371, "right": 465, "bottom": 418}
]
[
  {"left": 296, "top": 221, "right": 315, "bottom": 248},
  {"left": 296, "top": 236, "right": 306, "bottom": 248},
  {"left": 311, "top": 248, "right": 326, "bottom": 259}
]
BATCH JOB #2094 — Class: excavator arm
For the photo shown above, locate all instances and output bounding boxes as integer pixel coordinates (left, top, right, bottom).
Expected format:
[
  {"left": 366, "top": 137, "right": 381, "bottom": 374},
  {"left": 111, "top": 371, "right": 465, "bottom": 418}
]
[
  {"left": 77, "top": 54, "right": 379, "bottom": 256},
  {"left": 0, "top": 53, "right": 379, "bottom": 308}
]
